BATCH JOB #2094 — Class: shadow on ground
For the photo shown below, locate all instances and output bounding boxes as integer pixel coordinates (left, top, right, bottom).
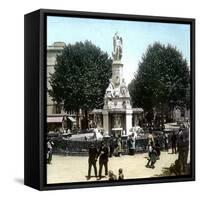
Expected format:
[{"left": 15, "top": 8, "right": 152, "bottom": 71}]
[{"left": 14, "top": 178, "right": 24, "bottom": 185}]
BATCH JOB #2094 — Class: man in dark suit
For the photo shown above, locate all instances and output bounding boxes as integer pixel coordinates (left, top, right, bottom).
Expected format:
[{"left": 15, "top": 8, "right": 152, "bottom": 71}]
[
  {"left": 171, "top": 130, "right": 177, "bottom": 154},
  {"left": 98, "top": 142, "right": 109, "bottom": 180},
  {"left": 87, "top": 143, "right": 98, "bottom": 180}
]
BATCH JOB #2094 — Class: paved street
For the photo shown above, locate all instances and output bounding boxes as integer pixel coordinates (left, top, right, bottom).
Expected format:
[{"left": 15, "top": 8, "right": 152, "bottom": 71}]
[{"left": 47, "top": 150, "right": 179, "bottom": 184}]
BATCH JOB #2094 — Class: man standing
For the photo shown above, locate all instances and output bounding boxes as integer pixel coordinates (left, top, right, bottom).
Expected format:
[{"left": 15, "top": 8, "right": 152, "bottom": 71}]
[
  {"left": 164, "top": 132, "right": 169, "bottom": 151},
  {"left": 87, "top": 143, "right": 98, "bottom": 180},
  {"left": 147, "top": 129, "right": 154, "bottom": 150},
  {"left": 109, "top": 137, "right": 115, "bottom": 157},
  {"left": 127, "top": 134, "right": 136, "bottom": 155},
  {"left": 171, "top": 130, "right": 177, "bottom": 154},
  {"left": 47, "top": 139, "right": 54, "bottom": 164},
  {"left": 115, "top": 137, "right": 122, "bottom": 157},
  {"left": 98, "top": 142, "right": 109, "bottom": 180}
]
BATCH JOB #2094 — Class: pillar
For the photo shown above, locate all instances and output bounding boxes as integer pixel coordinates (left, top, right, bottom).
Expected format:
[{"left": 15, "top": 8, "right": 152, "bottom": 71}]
[
  {"left": 102, "top": 110, "right": 109, "bottom": 135},
  {"left": 126, "top": 110, "right": 133, "bottom": 135}
]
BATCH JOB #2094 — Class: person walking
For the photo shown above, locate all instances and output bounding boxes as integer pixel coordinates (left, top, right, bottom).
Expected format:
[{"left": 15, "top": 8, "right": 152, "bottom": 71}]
[
  {"left": 171, "top": 130, "right": 177, "bottom": 154},
  {"left": 178, "top": 126, "right": 189, "bottom": 173},
  {"left": 87, "top": 143, "right": 98, "bottom": 180},
  {"left": 115, "top": 137, "right": 122, "bottom": 157},
  {"left": 146, "top": 144, "right": 157, "bottom": 169},
  {"left": 164, "top": 132, "right": 169, "bottom": 151},
  {"left": 47, "top": 139, "right": 54, "bottom": 164},
  {"left": 127, "top": 134, "right": 136, "bottom": 155},
  {"left": 109, "top": 136, "right": 115, "bottom": 157},
  {"left": 147, "top": 129, "right": 154, "bottom": 149},
  {"left": 154, "top": 139, "right": 161, "bottom": 159},
  {"left": 98, "top": 142, "right": 109, "bottom": 180}
]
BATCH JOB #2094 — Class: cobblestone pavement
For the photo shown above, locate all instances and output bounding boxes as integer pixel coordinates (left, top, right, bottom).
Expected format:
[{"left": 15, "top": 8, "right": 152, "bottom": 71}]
[{"left": 47, "top": 150, "right": 178, "bottom": 184}]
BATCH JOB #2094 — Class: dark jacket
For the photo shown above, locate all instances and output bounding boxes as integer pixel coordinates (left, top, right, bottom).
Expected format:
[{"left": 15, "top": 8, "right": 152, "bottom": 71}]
[
  {"left": 171, "top": 133, "right": 177, "bottom": 144},
  {"left": 88, "top": 146, "right": 98, "bottom": 162},
  {"left": 99, "top": 146, "right": 109, "bottom": 162}
]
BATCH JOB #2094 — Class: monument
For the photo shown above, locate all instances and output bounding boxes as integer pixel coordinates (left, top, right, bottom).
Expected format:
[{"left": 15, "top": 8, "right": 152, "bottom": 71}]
[{"left": 93, "top": 33, "right": 143, "bottom": 136}]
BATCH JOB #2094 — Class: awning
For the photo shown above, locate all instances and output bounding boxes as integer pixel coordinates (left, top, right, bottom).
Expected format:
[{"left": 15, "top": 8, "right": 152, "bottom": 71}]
[
  {"left": 68, "top": 116, "right": 76, "bottom": 123},
  {"left": 47, "top": 116, "right": 63, "bottom": 123}
]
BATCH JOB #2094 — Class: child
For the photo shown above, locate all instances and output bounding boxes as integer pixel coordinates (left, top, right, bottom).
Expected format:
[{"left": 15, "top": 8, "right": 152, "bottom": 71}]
[
  {"left": 108, "top": 170, "right": 117, "bottom": 181},
  {"left": 118, "top": 168, "right": 124, "bottom": 180}
]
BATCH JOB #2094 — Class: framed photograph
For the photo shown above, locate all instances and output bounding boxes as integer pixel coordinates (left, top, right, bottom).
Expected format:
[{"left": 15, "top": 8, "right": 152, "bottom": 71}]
[{"left": 24, "top": 9, "right": 195, "bottom": 190}]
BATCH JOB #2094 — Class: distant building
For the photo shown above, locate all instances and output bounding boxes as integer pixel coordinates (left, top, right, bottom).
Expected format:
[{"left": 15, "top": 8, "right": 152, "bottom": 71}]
[
  {"left": 47, "top": 42, "right": 76, "bottom": 131},
  {"left": 47, "top": 41, "right": 65, "bottom": 115}
]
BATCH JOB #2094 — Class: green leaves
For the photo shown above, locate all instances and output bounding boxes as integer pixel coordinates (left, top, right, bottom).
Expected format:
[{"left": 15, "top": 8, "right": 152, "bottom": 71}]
[
  {"left": 128, "top": 42, "right": 190, "bottom": 113},
  {"left": 49, "top": 41, "right": 112, "bottom": 112}
]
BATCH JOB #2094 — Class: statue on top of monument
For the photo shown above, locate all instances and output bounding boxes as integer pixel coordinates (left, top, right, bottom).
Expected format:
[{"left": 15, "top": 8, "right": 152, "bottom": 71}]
[{"left": 112, "top": 32, "right": 123, "bottom": 61}]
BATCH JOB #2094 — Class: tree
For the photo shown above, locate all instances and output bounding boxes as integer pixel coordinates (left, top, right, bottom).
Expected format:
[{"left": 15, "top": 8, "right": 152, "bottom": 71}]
[
  {"left": 128, "top": 42, "right": 190, "bottom": 124},
  {"left": 49, "top": 41, "right": 112, "bottom": 128}
]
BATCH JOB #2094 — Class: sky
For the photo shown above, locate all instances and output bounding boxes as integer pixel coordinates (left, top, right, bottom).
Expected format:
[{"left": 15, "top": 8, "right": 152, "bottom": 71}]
[{"left": 47, "top": 16, "right": 190, "bottom": 84}]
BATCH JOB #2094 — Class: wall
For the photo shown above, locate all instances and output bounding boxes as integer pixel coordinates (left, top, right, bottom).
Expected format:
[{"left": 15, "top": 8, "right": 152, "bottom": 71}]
[{"left": 0, "top": 0, "right": 199, "bottom": 199}]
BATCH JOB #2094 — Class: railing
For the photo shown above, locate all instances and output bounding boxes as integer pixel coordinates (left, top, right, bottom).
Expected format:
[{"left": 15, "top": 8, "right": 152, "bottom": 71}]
[{"left": 51, "top": 134, "right": 171, "bottom": 156}]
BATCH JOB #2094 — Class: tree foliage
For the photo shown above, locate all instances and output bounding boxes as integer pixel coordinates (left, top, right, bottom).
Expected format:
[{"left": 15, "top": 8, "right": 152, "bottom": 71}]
[
  {"left": 48, "top": 41, "right": 112, "bottom": 113},
  {"left": 128, "top": 42, "right": 190, "bottom": 114}
]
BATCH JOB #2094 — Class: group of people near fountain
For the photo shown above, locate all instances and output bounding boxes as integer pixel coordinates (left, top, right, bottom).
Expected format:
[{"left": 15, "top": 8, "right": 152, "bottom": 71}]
[
  {"left": 145, "top": 124, "right": 189, "bottom": 172},
  {"left": 87, "top": 123, "right": 189, "bottom": 180}
]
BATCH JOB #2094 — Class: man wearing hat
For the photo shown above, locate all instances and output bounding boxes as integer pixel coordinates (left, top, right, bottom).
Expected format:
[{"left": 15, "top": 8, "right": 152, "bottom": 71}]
[
  {"left": 87, "top": 143, "right": 98, "bottom": 180},
  {"left": 98, "top": 141, "right": 109, "bottom": 180}
]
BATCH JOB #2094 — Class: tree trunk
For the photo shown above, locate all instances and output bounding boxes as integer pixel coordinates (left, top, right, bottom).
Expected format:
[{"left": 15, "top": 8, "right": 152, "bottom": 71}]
[
  {"left": 84, "top": 110, "right": 89, "bottom": 129},
  {"left": 76, "top": 109, "right": 79, "bottom": 130},
  {"left": 161, "top": 104, "right": 164, "bottom": 130}
]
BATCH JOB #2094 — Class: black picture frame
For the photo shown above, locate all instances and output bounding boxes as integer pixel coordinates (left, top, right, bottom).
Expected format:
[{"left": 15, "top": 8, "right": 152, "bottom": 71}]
[{"left": 24, "top": 9, "right": 195, "bottom": 191}]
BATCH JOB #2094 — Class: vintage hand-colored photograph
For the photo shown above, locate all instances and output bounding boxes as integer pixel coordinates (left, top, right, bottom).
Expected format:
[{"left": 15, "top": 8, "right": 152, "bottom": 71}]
[{"left": 46, "top": 15, "right": 192, "bottom": 184}]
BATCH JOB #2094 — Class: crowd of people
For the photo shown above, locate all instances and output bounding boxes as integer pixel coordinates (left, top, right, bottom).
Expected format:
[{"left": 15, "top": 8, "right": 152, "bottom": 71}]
[
  {"left": 87, "top": 123, "right": 190, "bottom": 180},
  {"left": 145, "top": 124, "right": 189, "bottom": 173},
  {"left": 47, "top": 123, "right": 190, "bottom": 179}
]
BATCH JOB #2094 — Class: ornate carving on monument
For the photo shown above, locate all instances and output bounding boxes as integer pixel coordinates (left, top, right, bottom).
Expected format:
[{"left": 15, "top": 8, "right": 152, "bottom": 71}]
[
  {"left": 120, "top": 78, "right": 129, "bottom": 97},
  {"left": 113, "top": 87, "right": 120, "bottom": 97},
  {"left": 113, "top": 75, "right": 120, "bottom": 87},
  {"left": 113, "top": 114, "right": 122, "bottom": 128},
  {"left": 108, "top": 99, "right": 113, "bottom": 109},
  {"left": 101, "top": 32, "right": 143, "bottom": 135},
  {"left": 105, "top": 79, "right": 114, "bottom": 98},
  {"left": 112, "top": 32, "right": 123, "bottom": 62},
  {"left": 122, "top": 101, "right": 126, "bottom": 109},
  {"left": 96, "top": 115, "right": 102, "bottom": 128}
]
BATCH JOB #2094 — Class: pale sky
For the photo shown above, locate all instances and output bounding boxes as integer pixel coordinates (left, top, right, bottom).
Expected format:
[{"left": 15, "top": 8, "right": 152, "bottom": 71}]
[{"left": 47, "top": 16, "right": 190, "bottom": 84}]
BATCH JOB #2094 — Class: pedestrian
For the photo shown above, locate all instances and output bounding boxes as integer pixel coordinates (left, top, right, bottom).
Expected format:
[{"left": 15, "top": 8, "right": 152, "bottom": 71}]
[
  {"left": 171, "top": 130, "right": 177, "bottom": 154},
  {"left": 164, "top": 132, "right": 169, "bottom": 151},
  {"left": 108, "top": 170, "right": 117, "bottom": 181},
  {"left": 147, "top": 129, "right": 154, "bottom": 149},
  {"left": 148, "top": 141, "right": 153, "bottom": 158},
  {"left": 109, "top": 137, "right": 115, "bottom": 157},
  {"left": 182, "top": 127, "right": 189, "bottom": 172},
  {"left": 87, "top": 143, "right": 98, "bottom": 180},
  {"left": 118, "top": 168, "right": 124, "bottom": 180},
  {"left": 146, "top": 142, "right": 157, "bottom": 169},
  {"left": 47, "top": 139, "right": 54, "bottom": 164},
  {"left": 127, "top": 134, "right": 136, "bottom": 155},
  {"left": 154, "top": 139, "right": 161, "bottom": 159},
  {"left": 98, "top": 141, "right": 109, "bottom": 180},
  {"left": 177, "top": 125, "right": 189, "bottom": 173},
  {"left": 115, "top": 137, "right": 122, "bottom": 157}
]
